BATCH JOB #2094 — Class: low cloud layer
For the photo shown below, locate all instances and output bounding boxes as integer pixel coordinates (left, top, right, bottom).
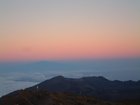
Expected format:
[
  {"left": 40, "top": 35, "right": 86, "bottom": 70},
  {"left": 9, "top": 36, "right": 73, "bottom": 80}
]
[
  {"left": 0, "top": 71, "right": 103, "bottom": 96},
  {"left": 0, "top": 59, "right": 140, "bottom": 97}
]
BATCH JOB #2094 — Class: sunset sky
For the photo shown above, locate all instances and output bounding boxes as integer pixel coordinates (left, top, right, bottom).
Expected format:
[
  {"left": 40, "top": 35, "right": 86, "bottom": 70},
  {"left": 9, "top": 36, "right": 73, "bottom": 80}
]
[{"left": 0, "top": 0, "right": 140, "bottom": 61}]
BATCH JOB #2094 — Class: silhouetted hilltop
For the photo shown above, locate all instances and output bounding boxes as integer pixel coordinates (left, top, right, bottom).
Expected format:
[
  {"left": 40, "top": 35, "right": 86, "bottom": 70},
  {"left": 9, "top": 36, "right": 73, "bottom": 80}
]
[
  {"left": 0, "top": 76, "right": 140, "bottom": 105},
  {"left": 29, "top": 76, "right": 140, "bottom": 101}
]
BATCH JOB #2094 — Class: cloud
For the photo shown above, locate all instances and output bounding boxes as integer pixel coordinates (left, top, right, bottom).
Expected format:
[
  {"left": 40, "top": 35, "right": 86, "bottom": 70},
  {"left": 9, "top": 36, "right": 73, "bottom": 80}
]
[
  {"left": 12, "top": 73, "right": 46, "bottom": 82},
  {"left": 0, "top": 71, "right": 100, "bottom": 97},
  {"left": 0, "top": 59, "right": 140, "bottom": 97},
  {"left": 0, "top": 76, "right": 36, "bottom": 97},
  {"left": 0, "top": 72, "right": 45, "bottom": 97}
]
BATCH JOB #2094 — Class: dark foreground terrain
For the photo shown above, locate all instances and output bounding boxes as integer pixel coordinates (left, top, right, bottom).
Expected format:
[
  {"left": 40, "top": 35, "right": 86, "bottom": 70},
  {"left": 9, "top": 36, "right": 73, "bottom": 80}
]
[
  {"left": 0, "top": 89, "right": 122, "bottom": 105},
  {"left": 0, "top": 76, "right": 140, "bottom": 105}
]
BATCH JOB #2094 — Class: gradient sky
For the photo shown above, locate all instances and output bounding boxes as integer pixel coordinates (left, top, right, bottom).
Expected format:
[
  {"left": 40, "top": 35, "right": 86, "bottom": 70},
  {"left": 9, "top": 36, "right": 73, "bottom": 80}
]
[{"left": 0, "top": 0, "right": 140, "bottom": 61}]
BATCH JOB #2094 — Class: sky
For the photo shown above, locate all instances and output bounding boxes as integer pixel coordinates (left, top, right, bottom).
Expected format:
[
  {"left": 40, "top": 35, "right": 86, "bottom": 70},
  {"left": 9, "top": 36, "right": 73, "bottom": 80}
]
[
  {"left": 0, "top": 0, "right": 140, "bottom": 61},
  {"left": 0, "top": 0, "right": 140, "bottom": 96}
]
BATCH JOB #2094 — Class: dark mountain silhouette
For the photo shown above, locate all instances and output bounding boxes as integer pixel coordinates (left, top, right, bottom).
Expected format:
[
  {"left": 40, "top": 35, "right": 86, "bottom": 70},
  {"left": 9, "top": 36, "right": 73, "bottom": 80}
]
[
  {"left": 0, "top": 76, "right": 140, "bottom": 105},
  {"left": 29, "top": 76, "right": 140, "bottom": 101},
  {"left": 0, "top": 89, "right": 122, "bottom": 105}
]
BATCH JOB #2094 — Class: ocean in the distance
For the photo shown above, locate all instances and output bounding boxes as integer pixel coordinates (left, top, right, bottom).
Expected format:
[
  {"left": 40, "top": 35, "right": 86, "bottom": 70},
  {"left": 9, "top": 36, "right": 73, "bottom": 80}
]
[{"left": 0, "top": 58, "right": 140, "bottom": 97}]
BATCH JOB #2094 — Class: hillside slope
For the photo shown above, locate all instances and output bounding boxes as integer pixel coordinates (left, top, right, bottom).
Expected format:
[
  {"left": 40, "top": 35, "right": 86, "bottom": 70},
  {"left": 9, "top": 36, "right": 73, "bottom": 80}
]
[
  {"left": 29, "top": 76, "right": 140, "bottom": 101},
  {"left": 0, "top": 89, "right": 121, "bottom": 105},
  {"left": 0, "top": 76, "right": 140, "bottom": 105}
]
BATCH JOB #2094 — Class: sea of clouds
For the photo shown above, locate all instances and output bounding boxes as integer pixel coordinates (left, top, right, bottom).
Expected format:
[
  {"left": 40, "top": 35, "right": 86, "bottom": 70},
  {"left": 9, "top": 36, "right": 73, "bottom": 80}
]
[{"left": 0, "top": 58, "right": 140, "bottom": 97}]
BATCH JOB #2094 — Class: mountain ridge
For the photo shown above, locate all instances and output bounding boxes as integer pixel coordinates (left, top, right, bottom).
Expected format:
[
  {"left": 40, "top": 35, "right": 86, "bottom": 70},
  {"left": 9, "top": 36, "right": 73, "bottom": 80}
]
[
  {"left": 0, "top": 76, "right": 140, "bottom": 105},
  {"left": 28, "top": 75, "right": 140, "bottom": 101}
]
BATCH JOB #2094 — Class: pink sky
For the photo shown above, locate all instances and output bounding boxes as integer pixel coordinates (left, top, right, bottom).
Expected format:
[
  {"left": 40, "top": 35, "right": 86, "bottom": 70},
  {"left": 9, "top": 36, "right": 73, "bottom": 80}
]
[{"left": 0, "top": 0, "right": 140, "bottom": 61}]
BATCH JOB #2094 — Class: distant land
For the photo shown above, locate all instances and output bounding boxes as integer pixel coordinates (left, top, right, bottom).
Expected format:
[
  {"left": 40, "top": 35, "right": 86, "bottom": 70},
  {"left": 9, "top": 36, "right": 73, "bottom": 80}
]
[
  {"left": 0, "top": 76, "right": 140, "bottom": 105},
  {"left": 0, "top": 59, "right": 140, "bottom": 97}
]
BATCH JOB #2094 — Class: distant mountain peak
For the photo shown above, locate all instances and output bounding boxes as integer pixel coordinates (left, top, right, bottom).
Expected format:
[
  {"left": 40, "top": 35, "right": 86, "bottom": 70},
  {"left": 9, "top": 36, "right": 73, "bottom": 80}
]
[
  {"left": 1, "top": 75, "right": 140, "bottom": 105},
  {"left": 81, "top": 76, "right": 109, "bottom": 81},
  {"left": 96, "top": 76, "right": 109, "bottom": 80},
  {"left": 51, "top": 75, "right": 65, "bottom": 80}
]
